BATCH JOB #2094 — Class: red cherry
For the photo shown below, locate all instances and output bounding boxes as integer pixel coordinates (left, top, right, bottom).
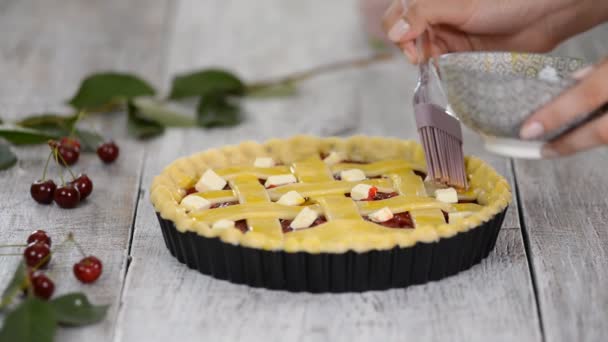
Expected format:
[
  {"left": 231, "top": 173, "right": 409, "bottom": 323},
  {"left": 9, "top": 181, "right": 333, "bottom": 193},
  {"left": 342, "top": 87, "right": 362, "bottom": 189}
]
[
  {"left": 366, "top": 186, "right": 378, "bottom": 201},
  {"left": 23, "top": 242, "right": 51, "bottom": 268},
  {"left": 27, "top": 230, "right": 51, "bottom": 247},
  {"left": 59, "top": 136, "right": 81, "bottom": 150},
  {"left": 30, "top": 179, "right": 57, "bottom": 204},
  {"left": 97, "top": 141, "right": 119, "bottom": 163},
  {"left": 70, "top": 174, "right": 93, "bottom": 200},
  {"left": 30, "top": 272, "right": 55, "bottom": 300},
  {"left": 58, "top": 144, "right": 80, "bottom": 166},
  {"left": 73, "top": 256, "right": 103, "bottom": 284},
  {"left": 53, "top": 184, "right": 80, "bottom": 209}
]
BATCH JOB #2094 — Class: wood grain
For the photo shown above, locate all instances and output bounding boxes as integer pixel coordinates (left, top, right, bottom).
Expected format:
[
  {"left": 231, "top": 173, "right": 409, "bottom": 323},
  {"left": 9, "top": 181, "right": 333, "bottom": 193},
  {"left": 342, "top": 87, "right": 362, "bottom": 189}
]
[
  {"left": 115, "top": 1, "right": 540, "bottom": 341},
  {"left": 512, "top": 23, "right": 608, "bottom": 342},
  {"left": 2, "top": 0, "right": 605, "bottom": 340},
  {"left": 0, "top": 0, "right": 170, "bottom": 341}
]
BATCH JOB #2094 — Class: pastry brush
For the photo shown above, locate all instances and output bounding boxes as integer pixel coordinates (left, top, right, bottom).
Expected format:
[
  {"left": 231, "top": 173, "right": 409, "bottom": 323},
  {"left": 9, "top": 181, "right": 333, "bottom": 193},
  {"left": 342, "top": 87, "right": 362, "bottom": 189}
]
[{"left": 413, "top": 32, "right": 468, "bottom": 188}]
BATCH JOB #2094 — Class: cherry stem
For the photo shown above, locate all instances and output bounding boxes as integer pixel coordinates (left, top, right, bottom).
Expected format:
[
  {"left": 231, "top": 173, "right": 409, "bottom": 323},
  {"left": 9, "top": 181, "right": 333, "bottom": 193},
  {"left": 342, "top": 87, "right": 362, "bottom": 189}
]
[
  {"left": 69, "top": 110, "right": 87, "bottom": 136},
  {"left": 69, "top": 235, "right": 87, "bottom": 258},
  {"left": 52, "top": 148, "right": 65, "bottom": 186},
  {"left": 55, "top": 148, "right": 77, "bottom": 180},
  {"left": 41, "top": 149, "right": 53, "bottom": 181},
  {"left": 31, "top": 250, "right": 52, "bottom": 271},
  {"left": 246, "top": 52, "right": 393, "bottom": 93}
]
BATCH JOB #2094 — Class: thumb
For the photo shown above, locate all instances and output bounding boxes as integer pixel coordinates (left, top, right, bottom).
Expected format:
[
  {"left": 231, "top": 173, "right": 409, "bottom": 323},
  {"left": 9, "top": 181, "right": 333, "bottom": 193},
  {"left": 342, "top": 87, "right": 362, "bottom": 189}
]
[{"left": 401, "top": 0, "right": 474, "bottom": 42}]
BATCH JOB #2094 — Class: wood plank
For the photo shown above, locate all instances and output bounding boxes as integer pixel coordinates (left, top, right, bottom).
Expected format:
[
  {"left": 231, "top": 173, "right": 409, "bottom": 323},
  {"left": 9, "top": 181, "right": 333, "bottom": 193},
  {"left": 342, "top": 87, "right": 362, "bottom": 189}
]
[
  {"left": 515, "top": 153, "right": 608, "bottom": 342},
  {"left": 116, "top": 0, "right": 541, "bottom": 341},
  {"left": 0, "top": 0, "right": 171, "bottom": 341},
  {"left": 512, "top": 23, "right": 608, "bottom": 342}
]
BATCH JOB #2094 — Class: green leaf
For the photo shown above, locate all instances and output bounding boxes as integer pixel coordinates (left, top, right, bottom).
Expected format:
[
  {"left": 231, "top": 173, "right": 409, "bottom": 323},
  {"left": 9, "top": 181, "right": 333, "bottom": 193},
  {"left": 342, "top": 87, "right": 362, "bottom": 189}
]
[
  {"left": 74, "top": 129, "right": 103, "bottom": 152},
  {"left": 0, "top": 298, "right": 57, "bottom": 342},
  {"left": 16, "top": 113, "right": 77, "bottom": 137},
  {"left": 0, "top": 125, "right": 58, "bottom": 145},
  {"left": 0, "top": 142, "right": 17, "bottom": 171},
  {"left": 127, "top": 102, "right": 165, "bottom": 139},
  {"left": 131, "top": 97, "right": 196, "bottom": 127},
  {"left": 246, "top": 82, "right": 297, "bottom": 98},
  {"left": 168, "top": 69, "right": 244, "bottom": 100},
  {"left": 50, "top": 292, "right": 109, "bottom": 326},
  {"left": 1, "top": 262, "right": 26, "bottom": 308},
  {"left": 196, "top": 94, "right": 243, "bottom": 128},
  {"left": 17, "top": 114, "right": 77, "bottom": 130},
  {"left": 68, "top": 72, "right": 156, "bottom": 110}
]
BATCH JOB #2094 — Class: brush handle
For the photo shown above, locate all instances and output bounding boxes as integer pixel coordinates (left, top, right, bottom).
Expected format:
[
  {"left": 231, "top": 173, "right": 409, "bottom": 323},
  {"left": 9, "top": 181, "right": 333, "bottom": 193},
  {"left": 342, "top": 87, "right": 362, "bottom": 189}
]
[
  {"left": 413, "top": 32, "right": 431, "bottom": 106},
  {"left": 412, "top": 30, "right": 451, "bottom": 110}
]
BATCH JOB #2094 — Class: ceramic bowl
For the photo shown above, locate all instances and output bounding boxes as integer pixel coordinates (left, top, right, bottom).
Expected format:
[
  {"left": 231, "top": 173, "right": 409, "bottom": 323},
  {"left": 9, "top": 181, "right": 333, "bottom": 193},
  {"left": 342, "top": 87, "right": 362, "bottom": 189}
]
[{"left": 438, "top": 52, "right": 587, "bottom": 158}]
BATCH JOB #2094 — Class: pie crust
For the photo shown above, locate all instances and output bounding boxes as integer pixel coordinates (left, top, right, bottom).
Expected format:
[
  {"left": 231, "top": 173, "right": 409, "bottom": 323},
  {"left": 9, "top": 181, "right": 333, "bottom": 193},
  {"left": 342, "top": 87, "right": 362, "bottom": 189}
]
[{"left": 150, "top": 135, "right": 511, "bottom": 254}]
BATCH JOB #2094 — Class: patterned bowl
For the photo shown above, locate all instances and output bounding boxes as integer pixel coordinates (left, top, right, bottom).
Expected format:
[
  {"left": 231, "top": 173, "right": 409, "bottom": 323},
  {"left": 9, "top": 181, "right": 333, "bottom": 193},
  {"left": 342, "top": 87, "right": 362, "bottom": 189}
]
[{"left": 437, "top": 52, "right": 587, "bottom": 158}]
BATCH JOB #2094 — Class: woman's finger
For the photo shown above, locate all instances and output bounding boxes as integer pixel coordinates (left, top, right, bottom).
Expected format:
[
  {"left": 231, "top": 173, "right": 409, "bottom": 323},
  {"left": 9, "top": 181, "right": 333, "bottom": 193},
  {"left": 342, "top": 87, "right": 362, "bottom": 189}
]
[
  {"left": 520, "top": 59, "right": 608, "bottom": 140},
  {"left": 542, "top": 111, "right": 608, "bottom": 157},
  {"left": 382, "top": 0, "right": 406, "bottom": 41},
  {"left": 398, "top": 41, "right": 418, "bottom": 63}
]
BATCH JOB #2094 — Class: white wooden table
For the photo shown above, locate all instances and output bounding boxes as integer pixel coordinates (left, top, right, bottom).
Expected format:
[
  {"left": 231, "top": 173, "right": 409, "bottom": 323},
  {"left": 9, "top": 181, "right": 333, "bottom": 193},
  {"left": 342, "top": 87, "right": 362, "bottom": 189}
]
[{"left": 1, "top": 1, "right": 607, "bottom": 341}]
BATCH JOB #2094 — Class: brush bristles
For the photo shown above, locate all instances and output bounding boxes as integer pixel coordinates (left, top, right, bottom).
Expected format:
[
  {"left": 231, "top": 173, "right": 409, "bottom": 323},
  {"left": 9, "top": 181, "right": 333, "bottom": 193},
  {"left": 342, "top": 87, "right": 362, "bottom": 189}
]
[{"left": 419, "top": 127, "right": 468, "bottom": 189}]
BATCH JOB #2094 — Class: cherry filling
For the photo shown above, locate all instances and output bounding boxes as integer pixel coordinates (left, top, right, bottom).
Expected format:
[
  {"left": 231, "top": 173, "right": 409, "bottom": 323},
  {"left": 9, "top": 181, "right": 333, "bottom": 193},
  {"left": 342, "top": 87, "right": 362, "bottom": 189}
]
[
  {"left": 185, "top": 183, "right": 231, "bottom": 195},
  {"left": 345, "top": 191, "right": 398, "bottom": 201},
  {"left": 235, "top": 220, "right": 248, "bottom": 233},
  {"left": 365, "top": 212, "right": 414, "bottom": 229},
  {"left": 371, "top": 192, "right": 398, "bottom": 200},
  {"left": 280, "top": 216, "right": 327, "bottom": 233},
  {"left": 210, "top": 201, "right": 238, "bottom": 209}
]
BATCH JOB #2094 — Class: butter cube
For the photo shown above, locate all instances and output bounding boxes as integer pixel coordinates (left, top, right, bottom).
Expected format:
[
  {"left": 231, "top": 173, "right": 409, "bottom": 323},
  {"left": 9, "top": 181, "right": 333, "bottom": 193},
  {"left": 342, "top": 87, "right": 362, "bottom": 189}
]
[
  {"left": 277, "top": 191, "right": 305, "bottom": 206},
  {"left": 212, "top": 219, "right": 236, "bottom": 230},
  {"left": 368, "top": 207, "right": 394, "bottom": 223},
  {"left": 351, "top": 184, "right": 374, "bottom": 201},
  {"left": 435, "top": 187, "right": 458, "bottom": 204},
  {"left": 323, "top": 151, "right": 345, "bottom": 165},
  {"left": 447, "top": 211, "right": 472, "bottom": 222},
  {"left": 195, "top": 169, "right": 227, "bottom": 192},
  {"left": 291, "top": 207, "right": 318, "bottom": 230},
  {"left": 265, "top": 174, "right": 297, "bottom": 188},
  {"left": 340, "top": 169, "right": 366, "bottom": 182},
  {"left": 180, "top": 195, "right": 211, "bottom": 212},
  {"left": 254, "top": 157, "right": 275, "bottom": 168}
]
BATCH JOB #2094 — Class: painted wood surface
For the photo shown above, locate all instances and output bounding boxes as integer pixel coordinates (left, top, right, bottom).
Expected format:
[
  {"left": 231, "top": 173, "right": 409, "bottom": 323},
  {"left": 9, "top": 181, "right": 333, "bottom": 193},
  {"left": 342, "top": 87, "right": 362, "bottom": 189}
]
[
  {"left": 115, "top": 1, "right": 540, "bottom": 341},
  {"left": 0, "top": 0, "right": 606, "bottom": 341},
  {"left": 514, "top": 23, "right": 608, "bottom": 342},
  {"left": 0, "top": 1, "right": 170, "bottom": 341}
]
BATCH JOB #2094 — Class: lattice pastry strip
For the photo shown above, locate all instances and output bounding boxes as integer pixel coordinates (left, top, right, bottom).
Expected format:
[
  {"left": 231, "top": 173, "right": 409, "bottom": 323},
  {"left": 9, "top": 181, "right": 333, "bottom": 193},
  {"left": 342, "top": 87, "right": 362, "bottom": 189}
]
[
  {"left": 186, "top": 155, "right": 484, "bottom": 241},
  {"left": 388, "top": 170, "right": 427, "bottom": 196},
  {"left": 329, "top": 160, "right": 426, "bottom": 177},
  {"left": 230, "top": 174, "right": 283, "bottom": 241},
  {"left": 292, "top": 158, "right": 334, "bottom": 182},
  {"left": 317, "top": 196, "right": 363, "bottom": 221},
  {"left": 410, "top": 209, "right": 448, "bottom": 226},
  {"left": 267, "top": 179, "right": 393, "bottom": 201}
]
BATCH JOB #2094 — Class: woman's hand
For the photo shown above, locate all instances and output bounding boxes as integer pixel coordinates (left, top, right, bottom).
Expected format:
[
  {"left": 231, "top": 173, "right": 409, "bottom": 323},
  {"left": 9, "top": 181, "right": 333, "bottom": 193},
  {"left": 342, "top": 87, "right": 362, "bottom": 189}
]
[
  {"left": 383, "top": 0, "right": 607, "bottom": 63},
  {"left": 520, "top": 59, "right": 608, "bottom": 157}
]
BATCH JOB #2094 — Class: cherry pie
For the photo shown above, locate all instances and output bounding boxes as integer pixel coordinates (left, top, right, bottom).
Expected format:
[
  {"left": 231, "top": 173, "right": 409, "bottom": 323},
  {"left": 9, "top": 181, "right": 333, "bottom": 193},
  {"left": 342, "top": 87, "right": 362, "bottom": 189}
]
[{"left": 151, "top": 136, "right": 511, "bottom": 292}]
